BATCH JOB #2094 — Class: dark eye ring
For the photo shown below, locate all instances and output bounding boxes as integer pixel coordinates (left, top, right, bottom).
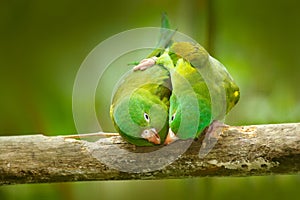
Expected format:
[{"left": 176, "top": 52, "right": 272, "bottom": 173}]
[{"left": 144, "top": 113, "right": 150, "bottom": 122}]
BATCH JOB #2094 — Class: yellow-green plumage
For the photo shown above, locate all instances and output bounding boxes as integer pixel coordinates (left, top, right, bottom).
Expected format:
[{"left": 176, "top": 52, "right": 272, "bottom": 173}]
[
  {"left": 110, "top": 14, "right": 239, "bottom": 146},
  {"left": 157, "top": 41, "right": 240, "bottom": 140},
  {"left": 110, "top": 13, "right": 174, "bottom": 146},
  {"left": 110, "top": 65, "right": 171, "bottom": 146}
]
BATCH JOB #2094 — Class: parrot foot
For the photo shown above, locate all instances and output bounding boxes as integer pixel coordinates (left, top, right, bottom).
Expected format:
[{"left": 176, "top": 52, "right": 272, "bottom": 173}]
[
  {"left": 133, "top": 57, "right": 158, "bottom": 71},
  {"left": 199, "top": 120, "right": 228, "bottom": 158},
  {"left": 205, "top": 120, "right": 228, "bottom": 136}
]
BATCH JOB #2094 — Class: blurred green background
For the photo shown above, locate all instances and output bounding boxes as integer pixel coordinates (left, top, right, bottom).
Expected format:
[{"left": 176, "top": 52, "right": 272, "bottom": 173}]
[{"left": 0, "top": 0, "right": 299, "bottom": 199}]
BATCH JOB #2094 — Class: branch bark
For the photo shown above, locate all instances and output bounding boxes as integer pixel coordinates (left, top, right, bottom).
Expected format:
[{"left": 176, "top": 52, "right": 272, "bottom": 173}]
[{"left": 0, "top": 123, "right": 299, "bottom": 185}]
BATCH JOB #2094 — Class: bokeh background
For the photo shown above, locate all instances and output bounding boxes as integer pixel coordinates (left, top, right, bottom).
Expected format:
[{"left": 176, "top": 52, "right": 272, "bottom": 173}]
[{"left": 0, "top": 0, "right": 299, "bottom": 199}]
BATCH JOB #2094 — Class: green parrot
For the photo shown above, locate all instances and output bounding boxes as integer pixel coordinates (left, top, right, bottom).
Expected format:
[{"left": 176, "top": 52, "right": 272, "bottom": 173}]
[
  {"left": 110, "top": 65, "right": 171, "bottom": 146},
  {"left": 110, "top": 13, "right": 173, "bottom": 146},
  {"left": 136, "top": 41, "right": 240, "bottom": 145}
]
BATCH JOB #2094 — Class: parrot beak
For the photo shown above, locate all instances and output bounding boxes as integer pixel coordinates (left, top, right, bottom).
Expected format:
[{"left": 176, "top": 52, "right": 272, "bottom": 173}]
[
  {"left": 141, "top": 128, "right": 161, "bottom": 145},
  {"left": 164, "top": 128, "right": 179, "bottom": 145}
]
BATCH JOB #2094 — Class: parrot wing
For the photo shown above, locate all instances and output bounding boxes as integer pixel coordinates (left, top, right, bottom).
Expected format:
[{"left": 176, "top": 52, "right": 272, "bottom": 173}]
[
  {"left": 111, "top": 65, "right": 171, "bottom": 108},
  {"left": 170, "top": 41, "right": 240, "bottom": 119}
]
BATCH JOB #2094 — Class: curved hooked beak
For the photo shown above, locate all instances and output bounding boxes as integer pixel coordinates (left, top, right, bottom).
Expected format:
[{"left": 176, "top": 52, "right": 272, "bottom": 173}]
[
  {"left": 141, "top": 128, "right": 161, "bottom": 145},
  {"left": 164, "top": 128, "right": 179, "bottom": 145}
]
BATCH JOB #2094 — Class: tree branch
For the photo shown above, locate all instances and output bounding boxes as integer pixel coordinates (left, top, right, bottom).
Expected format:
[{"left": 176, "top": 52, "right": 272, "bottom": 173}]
[{"left": 0, "top": 123, "right": 299, "bottom": 185}]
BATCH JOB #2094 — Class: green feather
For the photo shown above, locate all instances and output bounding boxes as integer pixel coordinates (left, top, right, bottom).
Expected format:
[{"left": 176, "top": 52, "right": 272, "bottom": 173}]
[
  {"left": 157, "top": 41, "right": 240, "bottom": 140},
  {"left": 110, "top": 65, "right": 171, "bottom": 146},
  {"left": 169, "top": 58, "right": 212, "bottom": 139},
  {"left": 169, "top": 42, "right": 240, "bottom": 119},
  {"left": 147, "top": 13, "right": 177, "bottom": 58},
  {"left": 111, "top": 15, "right": 240, "bottom": 145},
  {"left": 111, "top": 13, "right": 176, "bottom": 146}
]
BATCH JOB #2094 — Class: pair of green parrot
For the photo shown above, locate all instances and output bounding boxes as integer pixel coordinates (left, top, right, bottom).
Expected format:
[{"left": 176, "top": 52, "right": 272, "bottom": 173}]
[{"left": 110, "top": 14, "right": 240, "bottom": 146}]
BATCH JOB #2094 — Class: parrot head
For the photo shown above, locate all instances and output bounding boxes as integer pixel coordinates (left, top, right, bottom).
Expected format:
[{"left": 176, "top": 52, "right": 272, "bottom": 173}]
[
  {"left": 164, "top": 94, "right": 181, "bottom": 144},
  {"left": 111, "top": 88, "right": 169, "bottom": 146},
  {"left": 164, "top": 92, "right": 203, "bottom": 145}
]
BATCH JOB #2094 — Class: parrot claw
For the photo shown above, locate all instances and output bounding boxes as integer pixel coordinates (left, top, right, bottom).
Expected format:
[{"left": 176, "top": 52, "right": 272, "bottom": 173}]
[
  {"left": 133, "top": 57, "right": 158, "bottom": 71},
  {"left": 205, "top": 120, "right": 228, "bottom": 135},
  {"left": 199, "top": 120, "right": 227, "bottom": 158},
  {"left": 141, "top": 128, "right": 161, "bottom": 145}
]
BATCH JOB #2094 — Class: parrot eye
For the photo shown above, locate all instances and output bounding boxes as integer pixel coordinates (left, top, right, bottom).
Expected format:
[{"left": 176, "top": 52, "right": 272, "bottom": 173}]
[
  {"left": 144, "top": 113, "right": 150, "bottom": 122},
  {"left": 171, "top": 113, "right": 176, "bottom": 122}
]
